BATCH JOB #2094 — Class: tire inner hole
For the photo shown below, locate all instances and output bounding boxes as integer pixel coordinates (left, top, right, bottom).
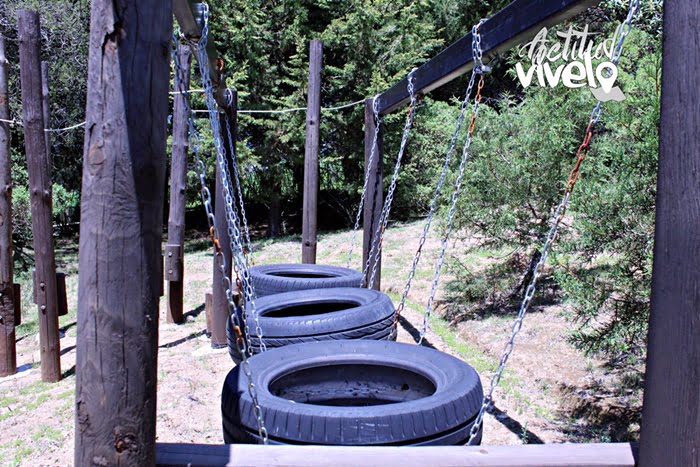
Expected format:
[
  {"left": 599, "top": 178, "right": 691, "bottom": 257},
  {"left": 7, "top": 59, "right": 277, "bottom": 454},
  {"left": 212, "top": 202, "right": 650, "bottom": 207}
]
[
  {"left": 270, "top": 364, "right": 437, "bottom": 406},
  {"left": 268, "top": 272, "right": 338, "bottom": 279},
  {"left": 264, "top": 300, "right": 359, "bottom": 318}
]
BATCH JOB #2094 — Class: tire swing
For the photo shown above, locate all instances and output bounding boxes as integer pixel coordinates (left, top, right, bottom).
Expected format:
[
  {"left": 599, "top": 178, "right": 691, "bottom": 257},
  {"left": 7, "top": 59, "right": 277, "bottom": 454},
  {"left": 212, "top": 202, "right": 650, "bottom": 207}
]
[
  {"left": 223, "top": 20, "right": 492, "bottom": 446},
  {"left": 227, "top": 57, "right": 427, "bottom": 356}
]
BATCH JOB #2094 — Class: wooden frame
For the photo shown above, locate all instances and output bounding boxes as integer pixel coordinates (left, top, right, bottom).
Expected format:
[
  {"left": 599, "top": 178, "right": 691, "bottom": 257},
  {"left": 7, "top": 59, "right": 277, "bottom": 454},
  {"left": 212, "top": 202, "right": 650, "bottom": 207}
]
[
  {"left": 155, "top": 442, "right": 638, "bottom": 467},
  {"left": 73, "top": 0, "right": 698, "bottom": 464}
]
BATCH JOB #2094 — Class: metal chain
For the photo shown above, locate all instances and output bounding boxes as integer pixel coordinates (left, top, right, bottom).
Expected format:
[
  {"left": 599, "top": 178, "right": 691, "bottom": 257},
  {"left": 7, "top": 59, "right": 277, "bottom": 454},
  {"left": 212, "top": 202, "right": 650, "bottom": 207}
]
[
  {"left": 347, "top": 95, "right": 381, "bottom": 269},
  {"left": 223, "top": 113, "right": 255, "bottom": 268},
  {"left": 361, "top": 68, "right": 419, "bottom": 288},
  {"left": 178, "top": 4, "right": 269, "bottom": 443},
  {"left": 197, "top": 5, "right": 267, "bottom": 355},
  {"left": 391, "top": 20, "right": 487, "bottom": 339},
  {"left": 465, "top": 0, "right": 640, "bottom": 444}
]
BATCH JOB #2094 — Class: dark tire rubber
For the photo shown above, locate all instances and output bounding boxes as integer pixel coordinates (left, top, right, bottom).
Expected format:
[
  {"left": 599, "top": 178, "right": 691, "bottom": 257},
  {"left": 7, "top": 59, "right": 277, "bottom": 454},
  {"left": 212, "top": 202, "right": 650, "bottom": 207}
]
[
  {"left": 222, "top": 340, "right": 484, "bottom": 446},
  {"left": 250, "top": 264, "right": 363, "bottom": 297},
  {"left": 227, "top": 288, "right": 396, "bottom": 363}
]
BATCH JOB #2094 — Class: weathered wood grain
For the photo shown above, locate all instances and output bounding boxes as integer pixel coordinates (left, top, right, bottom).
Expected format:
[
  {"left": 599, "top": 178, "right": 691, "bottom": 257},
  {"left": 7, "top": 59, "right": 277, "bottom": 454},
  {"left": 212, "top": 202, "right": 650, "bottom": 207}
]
[
  {"left": 639, "top": 0, "right": 700, "bottom": 465},
  {"left": 166, "top": 44, "right": 192, "bottom": 324},
  {"left": 301, "top": 40, "right": 322, "bottom": 264},
  {"left": 18, "top": 10, "right": 61, "bottom": 383},
  {"left": 362, "top": 98, "right": 383, "bottom": 290},
  {"left": 155, "top": 442, "right": 638, "bottom": 467},
  {"left": 0, "top": 35, "right": 16, "bottom": 377},
  {"left": 74, "top": 1, "right": 172, "bottom": 464}
]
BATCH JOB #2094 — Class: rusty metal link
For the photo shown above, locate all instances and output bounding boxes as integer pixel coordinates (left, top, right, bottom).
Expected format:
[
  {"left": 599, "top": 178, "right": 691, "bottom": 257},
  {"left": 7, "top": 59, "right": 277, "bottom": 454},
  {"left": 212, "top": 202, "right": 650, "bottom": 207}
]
[{"left": 466, "top": 0, "right": 641, "bottom": 445}]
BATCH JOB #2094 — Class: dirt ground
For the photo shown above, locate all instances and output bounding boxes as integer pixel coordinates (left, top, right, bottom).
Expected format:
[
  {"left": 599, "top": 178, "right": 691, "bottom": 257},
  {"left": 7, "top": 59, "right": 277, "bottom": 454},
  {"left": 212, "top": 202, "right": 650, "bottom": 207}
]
[{"left": 0, "top": 221, "right": 639, "bottom": 465}]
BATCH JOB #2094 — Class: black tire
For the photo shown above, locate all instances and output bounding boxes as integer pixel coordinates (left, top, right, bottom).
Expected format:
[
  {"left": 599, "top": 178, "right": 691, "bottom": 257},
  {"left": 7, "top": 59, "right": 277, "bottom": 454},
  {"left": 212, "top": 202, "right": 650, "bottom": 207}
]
[
  {"left": 227, "top": 288, "right": 396, "bottom": 363},
  {"left": 222, "top": 340, "right": 484, "bottom": 446},
  {"left": 251, "top": 264, "right": 363, "bottom": 297}
]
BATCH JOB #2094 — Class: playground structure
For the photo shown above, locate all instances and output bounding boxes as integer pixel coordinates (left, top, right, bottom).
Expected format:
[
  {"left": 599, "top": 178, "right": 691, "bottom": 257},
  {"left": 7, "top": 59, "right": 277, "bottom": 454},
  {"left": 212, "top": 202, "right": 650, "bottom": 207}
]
[{"left": 0, "top": 0, "right": 696, "bottom": 465}]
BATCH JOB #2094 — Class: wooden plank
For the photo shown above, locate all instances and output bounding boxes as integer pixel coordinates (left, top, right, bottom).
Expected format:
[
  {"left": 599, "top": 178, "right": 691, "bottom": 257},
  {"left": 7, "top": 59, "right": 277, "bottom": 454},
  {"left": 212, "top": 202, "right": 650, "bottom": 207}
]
[
  {"left": 55, "top": 272, "right": 68, "bottom": 317},
  {"left": 74, "top": 0, "right": 171, "bottom": 464},
  {"left": 17, "top": 9, "right": 61, "bottom": 383},
  {"left": 155, "top": 442, "right": 638, "bottom": 467},
  {"left": 362, "top": 98, "right": 383, "bottom": 290},
  {"left": 0, "top": 34, "right": 16, "bottom": 378},
  {"left": 638, "top": 0, "right": 700, "bottom": 464},
  {"left": 12, "top": 283, "right": 21, "bottom": 326},
  {"left": 205, "top": 290, "right": 213, "bottom": 334},
  {"left": 377, "top": 0, "right": 599, "bottom": 115},
  {"left": 301, "top": 40, "right": 323, "bottom": 264},
  {"left": 166, "top": 44, "right": 192, "bottom": 324}
]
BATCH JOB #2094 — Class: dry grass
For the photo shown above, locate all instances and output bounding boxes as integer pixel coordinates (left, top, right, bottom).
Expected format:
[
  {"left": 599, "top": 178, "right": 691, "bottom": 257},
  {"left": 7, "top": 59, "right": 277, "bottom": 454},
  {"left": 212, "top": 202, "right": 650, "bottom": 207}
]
[{"left": 0, "top": 220, "right": 638, "bottom": 465}]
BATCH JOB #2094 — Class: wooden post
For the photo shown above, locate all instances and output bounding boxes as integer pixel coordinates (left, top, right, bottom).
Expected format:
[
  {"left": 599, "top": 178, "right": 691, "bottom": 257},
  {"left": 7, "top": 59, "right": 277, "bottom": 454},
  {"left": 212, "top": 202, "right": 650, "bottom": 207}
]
[
  {"left": 362, "top": 98, "right": 383, "bottom": 290},
  {"left": 166, "top": 44, "right": 192, "bottom": 324},
  {"left": 74, "top": 1, "right": 171, "bottom": 464},
  {"left": 639, "top": 0, "right": 700, "bottom": 465},
  {"left": 0, "top": 35, "right": 16, "bottom": 378},
  {"left": 41, "top": 62, "right": 50, "bottom": 160},
  {"left": 17, "top": 10, "right": 61, "bottom": 383},
  {"left": 211, "top": 97, "right": 237, "bottom": 348},
  {"left": 301, "top": 40, "right": 322, "bottom": 264}
]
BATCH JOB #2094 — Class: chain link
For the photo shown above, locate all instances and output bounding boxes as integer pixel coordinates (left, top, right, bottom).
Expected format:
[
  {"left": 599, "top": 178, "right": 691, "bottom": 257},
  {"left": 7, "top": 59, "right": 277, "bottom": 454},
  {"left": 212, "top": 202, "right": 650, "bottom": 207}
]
[
  {"left": 390, "top": 20, "right": 487, "bottom": 339},
  {"left": 175, "top": 3, "right": 269, "bottom": 443},
  {"left": 347, "top": 96, "right": 381, "bottom": 269},
  {"left": 465, "top": 0, "right": 641, "bottom": 444},
  {"left": 361, "top": 68, "right": 419, "bottom": 288}
]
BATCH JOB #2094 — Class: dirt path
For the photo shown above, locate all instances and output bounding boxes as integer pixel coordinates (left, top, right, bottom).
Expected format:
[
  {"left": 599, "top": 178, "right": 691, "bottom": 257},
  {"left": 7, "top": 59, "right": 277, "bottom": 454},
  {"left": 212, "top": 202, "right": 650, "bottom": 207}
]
[{"left": 0, "top": 221, "right": 625, "bottom": 465}]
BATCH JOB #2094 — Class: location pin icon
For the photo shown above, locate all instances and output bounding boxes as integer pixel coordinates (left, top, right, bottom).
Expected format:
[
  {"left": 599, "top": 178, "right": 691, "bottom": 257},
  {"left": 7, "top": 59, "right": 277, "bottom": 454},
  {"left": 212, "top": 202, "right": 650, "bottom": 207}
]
[{"left": 596, "top": 62, "right": 618, "bottom": 93}]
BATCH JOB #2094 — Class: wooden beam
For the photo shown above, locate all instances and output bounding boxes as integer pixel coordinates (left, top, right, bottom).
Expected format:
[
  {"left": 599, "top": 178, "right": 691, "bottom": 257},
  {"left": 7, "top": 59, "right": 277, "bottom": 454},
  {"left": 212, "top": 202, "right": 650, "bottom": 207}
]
[
  {"left": 167, "top": 44, "right": 192, "bottom": 324},
  {"left": 362, "top": 98, "right": 383, "bottom": 290},
  {"left": 18, "top": 9, "right": 61, "bottom": 383},
  {"left": 302, "top": 40, "right": 323, "bottom": 264},
  {"left": 638, "top": 0, "right": 700, "bottom": 464},
  {"left": 173, "top": 0, "right": 226, "bottom": 107},
  {"left": 376, "top": 0, "right": 599, "bottom": 115},
  {"left": 74, "top": 0, "right": 171, "bottom": 464},
  {"left": 0, "top": 34, "right": 16, "bottom": 378},
  {"left": 155, "top": 442, "right": 638, "bottom": 467}
]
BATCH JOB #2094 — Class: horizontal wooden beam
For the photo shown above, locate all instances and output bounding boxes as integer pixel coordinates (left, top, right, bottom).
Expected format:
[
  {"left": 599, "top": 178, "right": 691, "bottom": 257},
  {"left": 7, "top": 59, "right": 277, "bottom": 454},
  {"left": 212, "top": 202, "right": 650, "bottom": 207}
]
[
  {"left": 156, "top": 442, "right": 638, "bottom": 467},
  {"left": 377, "top": 0, "right": 599, "bottom": 115},
  {"left": 173, "top": 0, "right": 226, "bottom": 107}
]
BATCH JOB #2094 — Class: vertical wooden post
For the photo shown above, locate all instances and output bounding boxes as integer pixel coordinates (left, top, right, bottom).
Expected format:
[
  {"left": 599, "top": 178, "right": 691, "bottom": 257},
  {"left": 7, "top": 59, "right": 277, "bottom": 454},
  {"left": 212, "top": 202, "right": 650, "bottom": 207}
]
[
  {"left": 302, "top": 40, "right": 322, "bottom": 264},
  {"left": 0, "top": 35, "right": 16, "bottom": 378},
  {"left": 362, "top": 98, "right": 383, "bottom": 290},
  {"left": 166, "top": 44, "right": 192, "bottom": 324},
  {"left": 17, "top": 10, "right": 61, "bottom": 383},
  {"left": 211, "top": 97, "right": 236, "bottom": 348},
  {"left": 74, "top": 1, "right": 171, "bottom": 464},
  {"left": 639, "top": 1, "right": 700, "bottom": 465},
  {"left": 41, "top": 62, "right": 50, "bottom": 160}
]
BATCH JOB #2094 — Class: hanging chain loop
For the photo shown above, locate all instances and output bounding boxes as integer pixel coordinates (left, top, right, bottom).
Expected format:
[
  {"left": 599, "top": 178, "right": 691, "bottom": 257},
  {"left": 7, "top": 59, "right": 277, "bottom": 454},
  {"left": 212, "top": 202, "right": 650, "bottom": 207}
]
[
  {"left": 465, "top": 0, "right": 641, "bottom": 445},
  {"left": 391, "top": 19, "right": 487, "bottom": 339},
  {"left": 174, "top": 3, "right": 269, "bottom": 443},
  {"left": 361, "top": 68, "right": 419, "bottom": 288}
]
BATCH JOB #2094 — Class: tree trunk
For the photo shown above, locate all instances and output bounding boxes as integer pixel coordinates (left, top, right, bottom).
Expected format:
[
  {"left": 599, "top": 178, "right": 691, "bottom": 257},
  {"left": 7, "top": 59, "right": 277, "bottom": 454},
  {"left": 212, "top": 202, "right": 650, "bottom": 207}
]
[
  {"left": 74, "top": 1, "right": 171, "bottom": 464},
  {"left": 268, "top": 191, "right": 282, "bottom": 237}
]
